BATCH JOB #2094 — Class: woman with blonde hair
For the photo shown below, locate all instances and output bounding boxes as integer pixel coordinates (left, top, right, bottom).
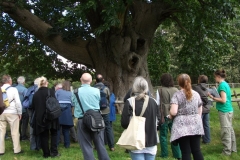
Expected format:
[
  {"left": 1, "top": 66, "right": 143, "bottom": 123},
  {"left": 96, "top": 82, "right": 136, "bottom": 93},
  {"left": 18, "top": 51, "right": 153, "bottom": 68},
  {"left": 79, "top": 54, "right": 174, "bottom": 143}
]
[
  {"left": 121, "top": 76, "right": 160, "bottom": 160},
  {"left": 170, "top": 74, "right": 204, "bottom": 160},
  {"left": 32, "top": 76, "right": 60, "bottom": 158}
]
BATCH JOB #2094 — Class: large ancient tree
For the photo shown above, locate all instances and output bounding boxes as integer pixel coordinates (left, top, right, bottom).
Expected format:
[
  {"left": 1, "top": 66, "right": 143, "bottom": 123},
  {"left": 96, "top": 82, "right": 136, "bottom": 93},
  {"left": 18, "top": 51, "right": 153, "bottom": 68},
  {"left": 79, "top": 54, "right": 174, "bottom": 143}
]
[{"left": 0, "top": 0, "right": 237, "bottom": 97}]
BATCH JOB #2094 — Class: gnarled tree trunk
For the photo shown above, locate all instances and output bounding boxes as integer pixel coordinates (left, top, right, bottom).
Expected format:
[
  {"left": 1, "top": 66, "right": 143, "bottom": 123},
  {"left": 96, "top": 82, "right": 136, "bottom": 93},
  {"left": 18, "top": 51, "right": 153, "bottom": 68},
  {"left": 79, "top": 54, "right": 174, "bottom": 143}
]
[{"left": 1, "top": 1, "right": 175, "bottom": 99}]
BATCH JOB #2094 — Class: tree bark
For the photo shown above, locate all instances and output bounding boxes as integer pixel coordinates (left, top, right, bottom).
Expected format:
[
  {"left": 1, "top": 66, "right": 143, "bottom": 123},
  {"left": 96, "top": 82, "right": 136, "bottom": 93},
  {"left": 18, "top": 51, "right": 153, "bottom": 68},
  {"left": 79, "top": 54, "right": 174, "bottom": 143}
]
[{"left": 1, "top": 1, "right": 175, "bottom": 98}]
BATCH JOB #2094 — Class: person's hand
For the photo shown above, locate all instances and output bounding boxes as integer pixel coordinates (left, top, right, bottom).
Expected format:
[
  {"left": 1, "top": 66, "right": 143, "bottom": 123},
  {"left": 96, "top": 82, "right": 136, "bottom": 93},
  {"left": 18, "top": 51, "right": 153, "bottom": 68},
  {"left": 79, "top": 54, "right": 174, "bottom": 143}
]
[
  {"left": 18, "top": 114, "right": 22, "bottom": 120},
  {"left": 208, "top": 92, "right": 214, "bottom": 99},
  {"left": 168, "top": 115, "right": 173, "bottom": 120}
]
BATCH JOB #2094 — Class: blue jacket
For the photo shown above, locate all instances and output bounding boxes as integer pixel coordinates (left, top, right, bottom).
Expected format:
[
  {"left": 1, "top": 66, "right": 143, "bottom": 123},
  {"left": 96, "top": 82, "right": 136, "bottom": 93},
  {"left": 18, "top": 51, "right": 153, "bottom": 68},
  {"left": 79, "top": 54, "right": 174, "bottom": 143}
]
[
  {"left": 15, "top": 84, "right": 27, "bottom": 113},
  {"left": 55, "top": 89, "right": 72, "bottom": 104},
  {"left": 109, "top": 93, "right": 116, "bottom": 122}
]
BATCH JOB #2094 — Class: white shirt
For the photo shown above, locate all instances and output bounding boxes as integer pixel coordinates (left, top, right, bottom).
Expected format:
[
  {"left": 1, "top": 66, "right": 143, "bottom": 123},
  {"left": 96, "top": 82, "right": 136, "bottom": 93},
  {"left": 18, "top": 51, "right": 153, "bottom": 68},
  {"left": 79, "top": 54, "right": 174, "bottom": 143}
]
[
  {"left": 2, "top": 84, "right": 22, "bottom": 114},
  {"left": 156, "top": 89, "right": 160, "bottom": 106},
  {"left": 131, "top": 145, "right": 157, "bottom": 155}
]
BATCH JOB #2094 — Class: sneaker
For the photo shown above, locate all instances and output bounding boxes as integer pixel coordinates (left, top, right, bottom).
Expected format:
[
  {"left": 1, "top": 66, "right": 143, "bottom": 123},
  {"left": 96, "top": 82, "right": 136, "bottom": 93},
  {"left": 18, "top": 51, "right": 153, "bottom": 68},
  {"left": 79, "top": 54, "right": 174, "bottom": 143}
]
[
  {"left": 221, "top": 152, "right": 231, "bottom": 156},
  {"left": 110, "top": 148, "right": 115, "bottom": 151}
]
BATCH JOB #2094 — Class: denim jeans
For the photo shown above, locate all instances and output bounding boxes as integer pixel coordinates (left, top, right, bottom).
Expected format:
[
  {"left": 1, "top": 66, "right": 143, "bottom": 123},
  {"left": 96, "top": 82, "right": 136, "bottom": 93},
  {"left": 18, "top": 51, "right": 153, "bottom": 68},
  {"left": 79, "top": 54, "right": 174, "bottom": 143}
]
[
  {"left": 30, "top": 126, "right": 41, "bottom": 150},
  {"left": 130, "top": 152, "right": 155, "bottom": 160},
  {"left": 102, "top": 114, "right": 115, "bottom": 149},
  {"left": 57, "top": 125, "right": 70, "bottom": 148},
  {"left": 202, "top": 113, "right": 211, "bottom": 143}
]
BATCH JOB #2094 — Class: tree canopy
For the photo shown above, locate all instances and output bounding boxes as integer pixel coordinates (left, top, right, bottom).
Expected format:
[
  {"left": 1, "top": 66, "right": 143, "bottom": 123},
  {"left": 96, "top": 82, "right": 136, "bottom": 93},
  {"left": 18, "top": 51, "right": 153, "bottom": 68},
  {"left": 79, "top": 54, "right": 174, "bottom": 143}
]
[{"left": 0, "top": 0, "right": 239, "bottom": 95}]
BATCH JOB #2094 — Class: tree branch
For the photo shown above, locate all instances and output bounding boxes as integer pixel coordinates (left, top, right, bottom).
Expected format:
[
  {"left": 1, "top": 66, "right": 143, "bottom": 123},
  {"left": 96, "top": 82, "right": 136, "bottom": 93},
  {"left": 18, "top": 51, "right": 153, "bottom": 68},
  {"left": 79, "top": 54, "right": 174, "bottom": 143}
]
[
  {"left": 171, "top": 16, "right": 190, "bottom": 35},
  {"left": 1, "top": 1, "right": 96, "bottom": 66}
]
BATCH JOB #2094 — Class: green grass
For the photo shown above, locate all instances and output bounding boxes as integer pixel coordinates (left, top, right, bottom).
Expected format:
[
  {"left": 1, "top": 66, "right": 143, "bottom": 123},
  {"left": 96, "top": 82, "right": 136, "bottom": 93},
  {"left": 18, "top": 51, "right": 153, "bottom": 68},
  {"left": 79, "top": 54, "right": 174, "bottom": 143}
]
[{"left": 1, "top": 88, "right": 240, "bottom": 160}]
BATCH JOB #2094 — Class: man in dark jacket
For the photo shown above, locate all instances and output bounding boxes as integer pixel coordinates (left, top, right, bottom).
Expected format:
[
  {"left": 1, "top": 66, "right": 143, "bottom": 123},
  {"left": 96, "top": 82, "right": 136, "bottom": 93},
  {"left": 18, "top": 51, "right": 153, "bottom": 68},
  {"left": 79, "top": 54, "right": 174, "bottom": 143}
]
[
  {"left": 94, "top": 74, "right": 115, "bottom": 151},
  {"left": 192, "top": 75, "right": 211, "bottom": 144}
]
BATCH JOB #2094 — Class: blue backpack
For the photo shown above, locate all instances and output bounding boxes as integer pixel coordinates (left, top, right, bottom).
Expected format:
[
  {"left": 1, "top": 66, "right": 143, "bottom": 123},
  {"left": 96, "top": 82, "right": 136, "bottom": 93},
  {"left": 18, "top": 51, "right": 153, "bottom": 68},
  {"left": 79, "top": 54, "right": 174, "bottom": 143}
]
[
  {"left": 22, "top": 85, "right": 37, "bottom": 109},
  {"left": 99, "top": 86, "right": 108, "bottom": 109}
]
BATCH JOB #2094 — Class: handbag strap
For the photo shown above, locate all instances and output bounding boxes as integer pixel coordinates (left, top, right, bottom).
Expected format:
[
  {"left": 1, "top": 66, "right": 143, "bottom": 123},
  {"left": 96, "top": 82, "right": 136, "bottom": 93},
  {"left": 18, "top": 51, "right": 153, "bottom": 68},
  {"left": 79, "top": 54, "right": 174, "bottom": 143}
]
[
  {"left": 131, "top": 95, "right": 149, "bottom": 117},
  {"left": 74, "top": 92, "right": 85, "bottom": 114}
]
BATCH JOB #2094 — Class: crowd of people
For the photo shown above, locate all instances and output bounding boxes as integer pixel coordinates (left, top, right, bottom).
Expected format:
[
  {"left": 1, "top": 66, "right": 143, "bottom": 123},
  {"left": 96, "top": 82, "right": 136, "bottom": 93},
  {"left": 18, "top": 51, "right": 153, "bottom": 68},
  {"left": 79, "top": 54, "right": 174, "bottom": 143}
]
[{"left": 0, "top": 69, "right": 237, "bottom": 160}]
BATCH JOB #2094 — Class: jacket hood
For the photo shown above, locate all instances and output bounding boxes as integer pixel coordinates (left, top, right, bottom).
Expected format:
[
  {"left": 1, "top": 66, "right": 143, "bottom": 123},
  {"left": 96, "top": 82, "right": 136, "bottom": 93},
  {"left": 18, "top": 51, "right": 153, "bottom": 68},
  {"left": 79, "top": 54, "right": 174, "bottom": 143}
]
[{"left": 199, "top": 83, "right": 207, "bottom": 91}]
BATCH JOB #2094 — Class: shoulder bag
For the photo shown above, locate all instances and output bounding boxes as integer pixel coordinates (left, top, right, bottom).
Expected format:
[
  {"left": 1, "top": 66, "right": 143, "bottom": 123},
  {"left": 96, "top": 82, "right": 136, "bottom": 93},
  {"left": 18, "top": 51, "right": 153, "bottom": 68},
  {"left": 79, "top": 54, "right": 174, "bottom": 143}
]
[{"left": 117, "top": 95, "right": 149, "bottom": 150}]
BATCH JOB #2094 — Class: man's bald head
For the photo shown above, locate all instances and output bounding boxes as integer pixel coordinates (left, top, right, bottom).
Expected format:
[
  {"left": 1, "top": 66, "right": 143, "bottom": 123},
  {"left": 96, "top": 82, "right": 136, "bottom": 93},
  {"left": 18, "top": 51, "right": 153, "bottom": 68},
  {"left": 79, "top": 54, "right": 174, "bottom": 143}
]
[
  {"left": 81, "top": 73, "right": 92, "bottom": 84},
  {"left": 96, "top": 74, "right": 103, "bottom": 83}
]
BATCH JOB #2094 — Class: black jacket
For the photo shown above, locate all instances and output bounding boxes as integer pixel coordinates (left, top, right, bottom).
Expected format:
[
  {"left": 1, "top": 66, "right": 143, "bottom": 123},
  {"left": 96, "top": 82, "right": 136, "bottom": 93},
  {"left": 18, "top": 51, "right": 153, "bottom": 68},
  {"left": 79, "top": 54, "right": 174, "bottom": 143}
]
[
  {"left": 121, "top": 97, "right": 160, "bottom": 147},
  {"left": 32, "top": 87, "right": 59, "bottom": 135},
  {"left": 192, "top": 83, "right": 211, "bottom": 114}
]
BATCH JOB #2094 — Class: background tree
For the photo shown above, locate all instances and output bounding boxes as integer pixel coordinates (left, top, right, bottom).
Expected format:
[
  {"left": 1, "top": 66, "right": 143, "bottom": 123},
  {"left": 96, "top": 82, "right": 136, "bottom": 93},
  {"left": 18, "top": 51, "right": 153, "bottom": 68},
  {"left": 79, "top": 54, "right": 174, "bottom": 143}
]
[{"left": 0, "top": 0, "right": 239, "bottom": 97}]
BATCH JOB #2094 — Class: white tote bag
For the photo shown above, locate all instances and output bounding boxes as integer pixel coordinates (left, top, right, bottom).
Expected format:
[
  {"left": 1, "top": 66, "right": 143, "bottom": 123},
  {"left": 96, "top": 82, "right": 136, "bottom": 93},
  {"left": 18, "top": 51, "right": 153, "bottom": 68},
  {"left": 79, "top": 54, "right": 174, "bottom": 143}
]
[{"left": 117, "top": 96, "right": 149, "bottom": 150}]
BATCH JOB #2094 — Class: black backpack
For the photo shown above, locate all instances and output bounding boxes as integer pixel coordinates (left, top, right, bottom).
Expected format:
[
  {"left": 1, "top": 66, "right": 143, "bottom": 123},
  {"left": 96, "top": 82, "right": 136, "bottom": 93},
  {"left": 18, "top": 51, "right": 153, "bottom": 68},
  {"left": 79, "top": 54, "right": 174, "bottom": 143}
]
[
  {"left": 44, "top": 89, "right": 62, "bottom": 122},
  {"left": 94, "top": 84, "right": 108, "bottom": 109}
]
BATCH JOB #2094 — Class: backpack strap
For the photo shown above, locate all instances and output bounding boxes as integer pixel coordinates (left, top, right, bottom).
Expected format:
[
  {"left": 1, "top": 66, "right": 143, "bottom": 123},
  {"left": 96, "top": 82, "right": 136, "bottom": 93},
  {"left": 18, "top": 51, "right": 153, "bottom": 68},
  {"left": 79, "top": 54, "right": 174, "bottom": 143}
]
[
  {"left": 5, "top": 86, "right": 14, "bottom": 104},
  {"left": 74, "top": 91, "right": 85, "bottom": 114},
  {"left": 5, "top": 86, "right": 11, "bottom": 91}
]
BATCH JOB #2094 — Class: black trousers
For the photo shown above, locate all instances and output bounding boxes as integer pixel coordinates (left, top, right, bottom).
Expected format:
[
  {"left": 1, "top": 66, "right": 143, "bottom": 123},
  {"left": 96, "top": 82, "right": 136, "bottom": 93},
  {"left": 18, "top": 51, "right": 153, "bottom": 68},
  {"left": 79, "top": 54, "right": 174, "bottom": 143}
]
[
  {"left": 39, "top": 129, "right": 58, "bottom": 158},
  {"left": 19, "top": 112, "right": 29, "bottom": 139},
  {"left": 178, "top": 135, "right": 204, "bottom": 160}
]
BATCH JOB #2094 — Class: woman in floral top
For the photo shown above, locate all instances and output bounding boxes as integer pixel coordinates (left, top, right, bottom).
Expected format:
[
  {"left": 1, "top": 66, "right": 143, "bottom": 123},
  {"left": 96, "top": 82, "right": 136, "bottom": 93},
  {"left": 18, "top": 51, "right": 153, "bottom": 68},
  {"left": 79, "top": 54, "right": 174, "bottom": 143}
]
[{"left": 169, "top": 74, "right": 204, "bottom": 160}]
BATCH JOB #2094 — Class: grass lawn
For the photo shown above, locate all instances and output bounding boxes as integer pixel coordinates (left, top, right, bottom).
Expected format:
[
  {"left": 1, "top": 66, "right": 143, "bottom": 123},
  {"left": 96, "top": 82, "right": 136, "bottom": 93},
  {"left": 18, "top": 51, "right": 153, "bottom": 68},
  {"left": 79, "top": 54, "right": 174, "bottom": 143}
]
[{"left": 1, "top": 88, "right": 240, "bottom": 160}]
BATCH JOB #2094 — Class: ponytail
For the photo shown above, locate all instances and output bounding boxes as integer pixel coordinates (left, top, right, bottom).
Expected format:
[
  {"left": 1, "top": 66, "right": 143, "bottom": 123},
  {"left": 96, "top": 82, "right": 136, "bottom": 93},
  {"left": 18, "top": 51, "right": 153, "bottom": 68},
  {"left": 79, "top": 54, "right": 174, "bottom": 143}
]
[
  {"left": 184, "top": 80, "right": 192, "bottom": 100},
  {"left": 38, "top": 76, "right": 48, "bottom": 88},
  {"left": 178, "top": 74, "right": 193, "bottom": 101}
]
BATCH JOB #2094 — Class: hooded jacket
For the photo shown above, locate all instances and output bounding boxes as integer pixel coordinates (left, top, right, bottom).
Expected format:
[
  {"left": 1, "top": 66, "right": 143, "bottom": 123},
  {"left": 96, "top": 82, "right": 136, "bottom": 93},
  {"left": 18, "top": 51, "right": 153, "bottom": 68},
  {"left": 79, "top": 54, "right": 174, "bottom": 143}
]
[{"left": 192, "top": 83, "right": 211, "bottom": 114}]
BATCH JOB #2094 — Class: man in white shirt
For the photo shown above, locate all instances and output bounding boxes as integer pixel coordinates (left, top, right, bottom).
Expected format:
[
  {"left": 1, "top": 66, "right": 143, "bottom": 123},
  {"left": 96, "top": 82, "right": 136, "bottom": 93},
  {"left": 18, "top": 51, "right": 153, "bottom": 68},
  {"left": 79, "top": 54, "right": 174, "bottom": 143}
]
[{"left": 0, "top": 75, "right": 23, "bottom": 155}]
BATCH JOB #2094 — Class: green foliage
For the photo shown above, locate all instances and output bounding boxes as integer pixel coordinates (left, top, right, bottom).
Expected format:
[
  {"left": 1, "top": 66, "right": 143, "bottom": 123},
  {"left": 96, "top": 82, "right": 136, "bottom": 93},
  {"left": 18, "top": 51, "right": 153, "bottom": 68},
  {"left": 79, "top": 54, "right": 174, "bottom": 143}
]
[
  {"left": 148, "top": 27, "right": 173, "bottom": 86},
  {"left": 148, "top": 0, "right": 240, "bottom": 84}
]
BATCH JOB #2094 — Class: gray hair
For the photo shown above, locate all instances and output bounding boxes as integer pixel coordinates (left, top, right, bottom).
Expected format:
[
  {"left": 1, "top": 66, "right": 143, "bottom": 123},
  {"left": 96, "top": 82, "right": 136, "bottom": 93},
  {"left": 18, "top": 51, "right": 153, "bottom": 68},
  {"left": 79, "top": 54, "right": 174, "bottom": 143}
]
[
  {"left": 132, "top": 76, "right": 149, "bottom": 100},
  {"left": 17, "top": 76, "right": 25, "bottom": 84}
]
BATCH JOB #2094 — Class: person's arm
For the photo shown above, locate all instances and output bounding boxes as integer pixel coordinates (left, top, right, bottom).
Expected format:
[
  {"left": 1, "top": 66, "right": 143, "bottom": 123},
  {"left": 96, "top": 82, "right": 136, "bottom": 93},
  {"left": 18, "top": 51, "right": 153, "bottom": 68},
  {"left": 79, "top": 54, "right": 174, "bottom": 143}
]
[
  {"left": 121, "top": 100, "right": 132, "bottom": 129},
  {"left": 72, "top": 93, "right": 82, "bottom": 118},
  {"left": 169, "top": 92, "right": 179, "bottom": 119},
  {"left": 209, "top": 91, "right": 226, "bottom": 103},
  {"left": 198, "top": 106, "right": 203, "bottom": 115},
  {"left": 23, "top": 88, "right": 28, "bottom": 98},
  {"left": 156, "top": 100, "right": 161, "bottom": 126},
  {"left": 14, "top": 88, "right": 22, "bottom": 119},
  {"left": 169, "top": 104, "right": 178, "bottom": 119}
]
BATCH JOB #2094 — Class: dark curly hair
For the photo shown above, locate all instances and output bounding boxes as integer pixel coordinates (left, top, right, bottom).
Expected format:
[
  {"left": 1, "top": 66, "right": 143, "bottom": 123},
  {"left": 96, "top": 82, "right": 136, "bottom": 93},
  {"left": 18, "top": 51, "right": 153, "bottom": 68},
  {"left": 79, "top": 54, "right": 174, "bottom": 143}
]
[{"left": 160, "top": 73, "right": 174, "bottom": 87}]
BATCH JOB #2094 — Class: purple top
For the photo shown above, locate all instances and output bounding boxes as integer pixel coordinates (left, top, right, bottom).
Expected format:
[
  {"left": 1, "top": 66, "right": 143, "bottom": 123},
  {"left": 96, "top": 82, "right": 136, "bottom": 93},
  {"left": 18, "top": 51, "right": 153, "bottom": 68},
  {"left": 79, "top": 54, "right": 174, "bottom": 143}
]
[{"left": 170, "top": 90, "right": 204, "bottom": 142}]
